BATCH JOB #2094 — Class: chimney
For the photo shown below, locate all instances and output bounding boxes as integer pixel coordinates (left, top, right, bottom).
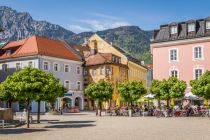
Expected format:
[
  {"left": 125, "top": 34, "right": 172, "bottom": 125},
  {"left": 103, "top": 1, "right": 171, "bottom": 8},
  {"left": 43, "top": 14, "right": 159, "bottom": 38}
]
[
  {"left": 82, "top": 37, "right": 88, "bottom": 46},
  {"left": 141, "top": 61, "right": 145, "bottom": 65},
  {"left": 90, "top": 49, "right": 96, "bottom": 55},
  {"left": 90, "top": 41, "right": 98, "bottom": 55}
]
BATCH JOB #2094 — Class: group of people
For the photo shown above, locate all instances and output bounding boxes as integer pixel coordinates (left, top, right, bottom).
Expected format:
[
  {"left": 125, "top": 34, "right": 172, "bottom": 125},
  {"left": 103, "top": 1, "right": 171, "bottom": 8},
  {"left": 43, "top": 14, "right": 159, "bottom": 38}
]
[{"left": 108, "top": 104, "right": 209, "bottom": 117}]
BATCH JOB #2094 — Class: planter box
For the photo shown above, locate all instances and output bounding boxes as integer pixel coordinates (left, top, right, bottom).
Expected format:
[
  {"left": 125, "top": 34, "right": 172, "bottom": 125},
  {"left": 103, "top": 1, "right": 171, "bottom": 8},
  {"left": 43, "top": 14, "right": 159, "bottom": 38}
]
[{"left": 0, "top": 108, "right": 13, "bottom": 121}]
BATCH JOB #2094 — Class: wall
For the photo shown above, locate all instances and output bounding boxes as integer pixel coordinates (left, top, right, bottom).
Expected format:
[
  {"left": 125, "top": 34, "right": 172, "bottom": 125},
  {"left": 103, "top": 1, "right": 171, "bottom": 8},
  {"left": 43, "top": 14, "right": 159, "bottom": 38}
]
[
  {"left": 128, "top": 61, "right": 147, "bottom": 86},
  {"left": 153, "top": 40, "right": 210, "bottom": 87}
]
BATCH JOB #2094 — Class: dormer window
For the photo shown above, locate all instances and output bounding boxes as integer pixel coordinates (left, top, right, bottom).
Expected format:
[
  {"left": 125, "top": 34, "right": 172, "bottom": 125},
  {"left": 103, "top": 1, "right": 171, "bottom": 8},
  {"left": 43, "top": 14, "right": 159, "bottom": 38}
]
[
  {"left": 5, "top": 50, "right": 11, "bottom": 56},
  {"left": 170, "top": 26, "right": 177, "bottom": 34},
  {"left": 206, "top": 21, "right": 210, "bottom": 29},
  {"left": 188, "top": 23, "right": 195, "bottom": 32}
]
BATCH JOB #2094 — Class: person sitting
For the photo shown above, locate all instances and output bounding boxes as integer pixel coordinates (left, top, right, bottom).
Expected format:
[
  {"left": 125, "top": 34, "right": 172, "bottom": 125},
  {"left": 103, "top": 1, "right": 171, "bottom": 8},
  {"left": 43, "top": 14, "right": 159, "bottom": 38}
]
[
  {"left": 186, "top": 106, "right": 193, "bottom": 117},
  {"left": 143, "top": 105, "right": 149, "bottom": 116}
]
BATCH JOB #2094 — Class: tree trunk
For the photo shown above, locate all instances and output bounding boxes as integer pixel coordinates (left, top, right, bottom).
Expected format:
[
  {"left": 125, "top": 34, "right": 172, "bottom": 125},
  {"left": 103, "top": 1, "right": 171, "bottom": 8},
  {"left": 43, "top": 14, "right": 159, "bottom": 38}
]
[
  {"left": 37, "top": 100, "right": 41, "bottom": 124},
  {"left": 99, "top": 101, "right": 102, "bottom": 116},
  {"left": 167, "top": 100, "right": 170, "bottom": 107},
  {"left": 7, "top": 100, "right": 12, "bottom": 108},
  {"left": 158, "top": 100, "right": 161, "bottom": 107},
  {"left": 51, "top": 102, "right": 55, "bottom": 111},
  {"left": 26, "top": 100, "right": 30, "bottom": 128}
]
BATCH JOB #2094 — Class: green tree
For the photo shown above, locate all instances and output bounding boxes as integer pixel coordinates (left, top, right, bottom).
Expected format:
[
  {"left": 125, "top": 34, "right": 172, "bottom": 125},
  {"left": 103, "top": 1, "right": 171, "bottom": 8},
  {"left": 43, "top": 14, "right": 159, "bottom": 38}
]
[
  {"left": 190, "top": 71, "right": 210, "bottom": 99},
  {"left": 0, "top": 76, "right": 17, "bottom": 108},
  {"left": 118, "top": 80, "right": 146, "bottom": 105},
  {"left": 149, "top": 79, "right": 162, "bottom": 106},
  {"left": 34, "top": 72, "right": 66, "bottom": 123},
  {"left": 85, "top": 79, "right": 113, "bottom": 116},
  {"left": 0, "top": 67, "right": 66, "bottom": 128},
  {"left": 150, "top": 77, "right": 186, "bottom": 107},
  {"left": 43, "top": 75, "right": 67, "bottom": 113}
]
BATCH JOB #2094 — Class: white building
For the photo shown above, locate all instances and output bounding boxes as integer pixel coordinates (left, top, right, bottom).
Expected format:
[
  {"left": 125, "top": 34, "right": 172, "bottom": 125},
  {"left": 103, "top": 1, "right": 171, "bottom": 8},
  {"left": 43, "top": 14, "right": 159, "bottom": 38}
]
[{"left": 0, "top": 35, "right": 84, "bottom": 112}]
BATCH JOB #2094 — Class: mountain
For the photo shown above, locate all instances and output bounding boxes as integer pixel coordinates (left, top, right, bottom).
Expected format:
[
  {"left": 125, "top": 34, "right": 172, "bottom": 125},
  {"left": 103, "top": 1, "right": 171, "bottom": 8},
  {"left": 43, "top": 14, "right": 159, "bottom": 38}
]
[
  {"left": 0, "top": 6, "right": 75, "bottom": 42},
  {"left": 0, "top": 6, "right": 152, "bottom": 64}
]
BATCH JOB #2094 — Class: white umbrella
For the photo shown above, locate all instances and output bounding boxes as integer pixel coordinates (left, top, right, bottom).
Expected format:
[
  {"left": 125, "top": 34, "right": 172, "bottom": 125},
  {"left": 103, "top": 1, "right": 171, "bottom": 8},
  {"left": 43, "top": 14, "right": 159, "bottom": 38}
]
[
  {"left": 184, "top": 92, "right": 198, "bottom": 99},
  {"left": 144, "top": 94, "right": 154, "bottom": 99},
  {"left": 144, "top": 94, "right": 154, "bottom": 107}
]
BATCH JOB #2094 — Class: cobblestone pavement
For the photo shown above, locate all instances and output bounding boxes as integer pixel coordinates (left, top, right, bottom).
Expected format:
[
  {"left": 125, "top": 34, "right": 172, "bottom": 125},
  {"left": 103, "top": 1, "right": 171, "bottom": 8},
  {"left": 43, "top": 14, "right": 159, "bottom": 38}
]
[{"left": 1, "top": 112, "right": 210, "bottom": 140}]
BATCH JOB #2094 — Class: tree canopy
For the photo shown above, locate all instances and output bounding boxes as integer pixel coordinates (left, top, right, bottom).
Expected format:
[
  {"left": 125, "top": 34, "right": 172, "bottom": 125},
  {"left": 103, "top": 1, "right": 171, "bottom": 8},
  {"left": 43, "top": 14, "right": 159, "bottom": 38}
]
[
  {"left": 0, "top": 67, "right": 66, "bottom": 127},
  {"left": 190, "top": 71, "right": 210, "bottom": 99},
  {"left": 85, "top": 79, "right": 113, "bottom": 103},
  {"left": 150, "top": 77, "right": 186, "bottom": 106},
  {"left": 118, "top": 80, "right": 146, "bottom": 104}
]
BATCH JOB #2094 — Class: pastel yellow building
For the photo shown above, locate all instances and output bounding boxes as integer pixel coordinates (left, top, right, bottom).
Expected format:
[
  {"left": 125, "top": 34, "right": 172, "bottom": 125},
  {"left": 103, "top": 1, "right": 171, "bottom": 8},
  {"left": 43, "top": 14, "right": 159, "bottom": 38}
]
[
  {"left": 73, "top": 34, "right": 147, "bottom": 110},
  {"left": 88, "top": 34, "right": 147, "bottom": 86}
]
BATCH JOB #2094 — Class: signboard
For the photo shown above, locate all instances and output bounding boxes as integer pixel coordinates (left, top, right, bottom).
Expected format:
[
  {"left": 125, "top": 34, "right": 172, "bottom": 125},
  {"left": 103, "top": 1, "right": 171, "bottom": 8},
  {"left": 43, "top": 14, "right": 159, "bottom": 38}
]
[{"left": 64, "top": 92, "right": 73, "bottom": 96}]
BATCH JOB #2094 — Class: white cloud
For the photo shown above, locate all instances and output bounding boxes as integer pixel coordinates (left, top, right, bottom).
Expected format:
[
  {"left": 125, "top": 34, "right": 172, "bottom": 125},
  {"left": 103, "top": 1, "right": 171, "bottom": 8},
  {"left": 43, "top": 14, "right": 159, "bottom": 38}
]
[
  {"left": 68, "top": 13, "right": 131, "bottom": 33},
  {"left": 81, "top": 19, "right": 130, "bottom": 31},
  {"left": 68, "top": 25, "right": 92, "bottom": 33}
]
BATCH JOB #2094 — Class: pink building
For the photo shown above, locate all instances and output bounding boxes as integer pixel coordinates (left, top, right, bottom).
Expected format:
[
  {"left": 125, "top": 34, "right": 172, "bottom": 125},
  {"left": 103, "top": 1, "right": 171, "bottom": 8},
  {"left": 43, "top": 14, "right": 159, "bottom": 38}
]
[{"left": 151, "top": 17, "right": 210, "bottom": 93}]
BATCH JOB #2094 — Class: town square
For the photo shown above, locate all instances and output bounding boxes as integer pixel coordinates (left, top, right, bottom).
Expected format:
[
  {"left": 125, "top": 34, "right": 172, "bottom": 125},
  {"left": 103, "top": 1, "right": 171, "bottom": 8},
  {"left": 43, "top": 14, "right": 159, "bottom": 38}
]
[
  {"left": 1, "top": 0, "right": 210, "bottom": 140},
  {"left": 1, "top": 112, "right": 210, "bottom": 140}
]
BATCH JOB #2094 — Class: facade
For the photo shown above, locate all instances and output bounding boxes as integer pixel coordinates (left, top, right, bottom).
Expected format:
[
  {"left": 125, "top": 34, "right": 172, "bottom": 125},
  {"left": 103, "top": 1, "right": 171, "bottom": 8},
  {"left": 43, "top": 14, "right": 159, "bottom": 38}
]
[
  {"left": 73, "top": 34, "right": 147, "bottom": 110},
  {"left": 151, "top": 17, "right": 210, "bottom": 95},
  {"left": 88, "top": 34, "right": 147, "bottom": 86},
  {"left": 0, "top": 35, "right": 84, "bottom": 112}
]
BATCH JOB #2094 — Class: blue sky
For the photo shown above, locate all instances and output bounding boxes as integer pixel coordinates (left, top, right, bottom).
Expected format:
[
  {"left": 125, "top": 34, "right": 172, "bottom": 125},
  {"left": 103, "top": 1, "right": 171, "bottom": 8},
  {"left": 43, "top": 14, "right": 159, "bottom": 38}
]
[{"left": 1, "top": 0, "right": 210, "bottom": 33}]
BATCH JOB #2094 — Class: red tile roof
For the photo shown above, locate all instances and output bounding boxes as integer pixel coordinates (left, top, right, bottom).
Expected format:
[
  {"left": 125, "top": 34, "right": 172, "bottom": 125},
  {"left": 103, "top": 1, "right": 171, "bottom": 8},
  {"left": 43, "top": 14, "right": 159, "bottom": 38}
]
[
  {"left": 85, "top": 53, "right": 113, "bottom": 66},
  {"left": 0, "top": 35, "right": 81, "bottom": 61}
]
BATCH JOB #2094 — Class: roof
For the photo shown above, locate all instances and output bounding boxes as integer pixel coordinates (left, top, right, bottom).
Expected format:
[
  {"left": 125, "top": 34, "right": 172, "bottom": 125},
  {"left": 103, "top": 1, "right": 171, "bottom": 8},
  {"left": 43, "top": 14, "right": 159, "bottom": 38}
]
[
  {"left": 152, "top": 17, "right": 210, "bottom": 43},
  {"left": 89, "top": 34, "right": 146, "bottom": 68},
  {"left": 0, "top": 35, "right": 81, "bottom": 61},
  {"left": 70, "top": 44, "right": 90, "bottom": 58},
  {"left": 85, "top": 53, "right": 127, "bottom": 67},
  {"left": 112, "top": 44, "right": 147, "bottom": 69}
]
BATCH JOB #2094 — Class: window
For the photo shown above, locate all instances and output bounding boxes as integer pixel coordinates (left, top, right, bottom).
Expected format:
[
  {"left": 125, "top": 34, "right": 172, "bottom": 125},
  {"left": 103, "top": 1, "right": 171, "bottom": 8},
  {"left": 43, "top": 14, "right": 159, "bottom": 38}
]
[
  {"left": 77, "top": 81, "right": 81, "bottom": 90},
  {"left": 28, "top": 61, "right": 33, "bottom": 67},
  {"left": 105, "top": 66, "right": 113, "bottom": 75},
  {"left": 43, "top": 61, "right": 49, "bottom": 70},
  {"left": 76, "top": 66, "right": 81, "bottom": 74},
  {"left": 195, "top": 69, "right": 203, "bottom": 80},
  {"left": 169, "top": 49, "right": 178, "bottom": 61},
  {"left": 171, "top": 70, "right": 178, "bottom": 78},
  {"left": 170, "top": 26, "right": 177, "bottom": 34},
  {"left": 64, "top": 64, "right": 69, "bottom": 72},
  {"left": 112, "top": 56, "right": 116, "bottom": 62},
  {"left": 84, "top": 68, "right": 88, "bottom": 76},
  {"left": 188, "top": 23, "right": 195, "bottom": 32},
  {"left": 2, "top": 64, "right": 8, "bottom": 72},
  {"left": 5, "top": 50, "right": 11, "bottom": 56},
  {"left": 16, "top": 63, "right": 21, "bottom": 71},
  {"left": 54, "top": 63, "right": 59, "bottom": 72},
  {"left": 194, "top": 46, "right": 203, "bottom": 59},
  {"left": 206, "top": 21, "right": 210, "bottom": 29},
  {"left": 92, "top": 68, "right": 97, "bottom": 76},
  {"left": 100, "top": 66, "right": 105, "bottom": 75},
  {"left": 64, "top": 80, "right": 70, "bottom": 90}
]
